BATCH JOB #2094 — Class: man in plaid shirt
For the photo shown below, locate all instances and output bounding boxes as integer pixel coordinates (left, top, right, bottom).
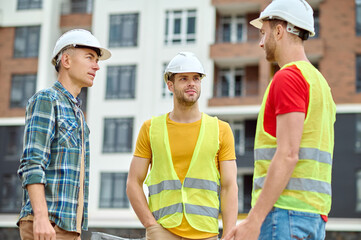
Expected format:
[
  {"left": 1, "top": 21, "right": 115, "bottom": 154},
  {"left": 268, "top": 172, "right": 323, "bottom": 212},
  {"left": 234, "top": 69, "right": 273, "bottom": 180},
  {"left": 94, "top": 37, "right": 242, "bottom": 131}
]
[{"left": 17, "top": 29, "right": 111, "bottom": 240}]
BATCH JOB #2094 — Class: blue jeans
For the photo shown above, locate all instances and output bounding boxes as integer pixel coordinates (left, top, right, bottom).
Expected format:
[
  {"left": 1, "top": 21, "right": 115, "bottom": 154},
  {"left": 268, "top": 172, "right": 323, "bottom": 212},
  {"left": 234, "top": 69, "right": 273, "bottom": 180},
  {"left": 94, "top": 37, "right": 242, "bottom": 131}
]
[{"left": 259, "top": 207, "right": 326, "bottom": 240}]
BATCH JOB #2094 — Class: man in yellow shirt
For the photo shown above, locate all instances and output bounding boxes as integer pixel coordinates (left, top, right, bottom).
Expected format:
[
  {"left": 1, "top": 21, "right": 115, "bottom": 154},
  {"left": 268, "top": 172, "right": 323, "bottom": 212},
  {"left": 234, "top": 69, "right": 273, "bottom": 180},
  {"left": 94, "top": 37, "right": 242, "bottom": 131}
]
[{"left": 127, "top": 52, "right": 238, "bottom": 240}]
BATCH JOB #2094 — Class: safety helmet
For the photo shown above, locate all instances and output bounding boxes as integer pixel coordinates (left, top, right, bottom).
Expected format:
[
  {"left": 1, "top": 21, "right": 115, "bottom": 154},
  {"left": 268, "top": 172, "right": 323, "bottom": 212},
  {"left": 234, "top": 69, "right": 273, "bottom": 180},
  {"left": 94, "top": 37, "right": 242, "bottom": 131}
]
[
  {"left": 250, "top": 0, "right": 315, "bottom": 38},
  {"left": 164, "top": 52, "right": 206, "bottom": 83},
  {"left": 51, "top": 29, "right": 111, "bottom": 67}
]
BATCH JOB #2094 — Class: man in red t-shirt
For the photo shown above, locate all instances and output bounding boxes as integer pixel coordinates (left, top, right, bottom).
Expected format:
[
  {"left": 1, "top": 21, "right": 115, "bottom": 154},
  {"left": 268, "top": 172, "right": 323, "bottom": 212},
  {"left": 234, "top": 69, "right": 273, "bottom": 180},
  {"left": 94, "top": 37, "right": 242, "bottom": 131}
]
[{"left": 224, "top": 0, "right": 336, "bottom": 240}]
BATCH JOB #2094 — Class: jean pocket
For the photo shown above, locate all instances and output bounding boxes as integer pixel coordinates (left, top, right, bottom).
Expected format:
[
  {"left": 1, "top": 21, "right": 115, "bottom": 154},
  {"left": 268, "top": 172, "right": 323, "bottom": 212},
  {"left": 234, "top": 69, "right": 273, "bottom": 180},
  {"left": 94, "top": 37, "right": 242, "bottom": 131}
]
[{"left": 289, "top": 211, "right": 324, "bottom": 240}]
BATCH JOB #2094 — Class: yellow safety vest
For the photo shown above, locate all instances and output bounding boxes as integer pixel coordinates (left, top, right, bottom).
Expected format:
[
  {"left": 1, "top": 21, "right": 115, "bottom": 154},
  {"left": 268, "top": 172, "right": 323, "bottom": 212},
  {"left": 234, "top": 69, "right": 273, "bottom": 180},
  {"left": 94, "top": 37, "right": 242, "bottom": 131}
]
[
  {"left": 145, "top": 113, "right": 220, "bottom": 233},
  {"left": 253, "top": 61, "right": 336, "bottom": 215}
]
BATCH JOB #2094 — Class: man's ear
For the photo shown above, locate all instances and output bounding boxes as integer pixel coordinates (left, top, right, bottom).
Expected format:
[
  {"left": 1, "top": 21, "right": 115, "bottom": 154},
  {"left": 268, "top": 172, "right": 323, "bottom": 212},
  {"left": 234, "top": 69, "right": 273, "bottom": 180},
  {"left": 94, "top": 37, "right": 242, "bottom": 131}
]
[
  {"left": 61, "top": 53, "right": 71, "bottom": 69},
  {"left": 275, "top": 24, "right": 285, "bottom": 41},
  {"left": 167, "top": 81, "right": 174, "bottom": 92}
]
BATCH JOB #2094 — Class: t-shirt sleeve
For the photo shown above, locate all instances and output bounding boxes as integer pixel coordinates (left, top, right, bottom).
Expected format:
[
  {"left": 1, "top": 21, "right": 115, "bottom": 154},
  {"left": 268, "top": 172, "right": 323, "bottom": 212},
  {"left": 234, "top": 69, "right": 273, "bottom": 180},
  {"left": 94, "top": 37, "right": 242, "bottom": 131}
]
[
  {"left": 133, "top": 119, "right": 152, "bottom": 159},
  {"left": 218, "top": 120, "right": 236, "bottom": 162},
  {"left": 271, "top": 65, "right": 309, "bottom": 116}
]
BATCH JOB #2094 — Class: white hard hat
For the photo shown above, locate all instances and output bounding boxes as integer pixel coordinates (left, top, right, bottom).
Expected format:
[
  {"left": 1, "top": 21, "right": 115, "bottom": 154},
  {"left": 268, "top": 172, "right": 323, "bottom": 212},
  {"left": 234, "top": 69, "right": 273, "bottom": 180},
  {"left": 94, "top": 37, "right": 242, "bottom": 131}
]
[
  {"left": 164, "top": 52, "right": 206, "bottom": 83},
  {"left": 250, "top": 0, "right": 315, "bottom": 38},
  {"left": 51, "top": 29, "right": 111, "bottom": 67}
]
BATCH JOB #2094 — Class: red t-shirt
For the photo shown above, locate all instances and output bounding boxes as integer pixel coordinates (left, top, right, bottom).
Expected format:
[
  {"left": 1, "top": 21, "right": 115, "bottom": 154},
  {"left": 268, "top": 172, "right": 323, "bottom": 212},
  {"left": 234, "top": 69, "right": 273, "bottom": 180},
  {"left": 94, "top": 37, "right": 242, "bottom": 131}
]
[{"left": 264, "top": 65, "right": 310, "bottom": 137}]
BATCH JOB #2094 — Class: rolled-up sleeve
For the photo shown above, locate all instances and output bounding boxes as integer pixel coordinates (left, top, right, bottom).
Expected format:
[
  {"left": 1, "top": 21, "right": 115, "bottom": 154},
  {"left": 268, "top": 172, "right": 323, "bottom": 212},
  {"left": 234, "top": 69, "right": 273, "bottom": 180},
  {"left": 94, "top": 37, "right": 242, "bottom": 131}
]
[{"left": 18, "top": 92, "right": 56, "bottom": 188}]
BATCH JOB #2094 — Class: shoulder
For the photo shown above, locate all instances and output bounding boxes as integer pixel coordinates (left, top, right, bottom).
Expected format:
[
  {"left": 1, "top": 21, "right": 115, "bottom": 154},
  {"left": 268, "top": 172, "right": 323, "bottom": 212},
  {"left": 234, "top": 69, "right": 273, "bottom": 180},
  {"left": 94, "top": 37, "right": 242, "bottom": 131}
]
[
  {"left": 217, "top": 118, "right": 231, "bottom": 129},
  {"left": 273, "top": 65, "right": 305, "bottom": 84},
  {"left": 28, "top": 86, "right": 60, "bottom": 104}
]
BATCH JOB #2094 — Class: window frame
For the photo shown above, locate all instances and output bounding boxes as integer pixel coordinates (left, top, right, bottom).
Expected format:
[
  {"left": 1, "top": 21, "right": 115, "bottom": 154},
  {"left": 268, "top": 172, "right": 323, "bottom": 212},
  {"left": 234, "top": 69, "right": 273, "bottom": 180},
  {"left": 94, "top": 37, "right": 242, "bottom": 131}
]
[
  {"left": 237, "top": 171, "right": 253, "bottom": 213},
  {"left": 218, "top": 15, "right": 247, "bottom": 43},
  {"left": 109, "top": 13, "right": 139, "bottom": 48},
  {"left": 216, "top": 67, "right": 245, "bottom": 98},
  {"left": 164, "top": 9, "right": 197, "bottom": 45},
  {"left": 357, "top": 55, "right": 361, "bottom": 93},
  {"left": 356, "top": 0, "right": 361, "bottom": 36},
  {"left": 356, "top": 114, "right": 361, "bottom": 153},
  {"left": 99, "top": 172, "right": 129, "bottom": 209},
  {"left": 17, "top": 0, "right": 42, "bottom": 10},
  {"left": 10, "top": 74, "right": 37, "bottom": 108},
  {"left": 106, "top": 65, "right": 136, "bottom": 99},
  {"left": 102, "top": 118, "right": 133, "bottom": 153},
  {"left": 14, "top": 26, "right": 41, "bottom": 58},
  {"left": 357, "top": 169, "right": 361, "bottom": 212}
]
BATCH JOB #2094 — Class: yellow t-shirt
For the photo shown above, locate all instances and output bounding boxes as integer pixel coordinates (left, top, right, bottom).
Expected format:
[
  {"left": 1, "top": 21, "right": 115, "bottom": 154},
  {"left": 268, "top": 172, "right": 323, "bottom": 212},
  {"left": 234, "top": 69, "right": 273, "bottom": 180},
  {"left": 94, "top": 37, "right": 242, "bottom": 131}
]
[{"left": 134, "top": 113, "right": 236, "bottom": 239}]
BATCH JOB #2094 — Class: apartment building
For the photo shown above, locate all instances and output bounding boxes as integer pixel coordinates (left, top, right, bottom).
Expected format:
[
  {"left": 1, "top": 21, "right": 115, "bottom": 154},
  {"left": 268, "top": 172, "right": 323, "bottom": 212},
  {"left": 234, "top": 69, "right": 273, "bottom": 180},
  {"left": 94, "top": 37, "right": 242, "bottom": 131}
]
[{"left": 0, "top": 0, "right": 360, "bottom": 239}]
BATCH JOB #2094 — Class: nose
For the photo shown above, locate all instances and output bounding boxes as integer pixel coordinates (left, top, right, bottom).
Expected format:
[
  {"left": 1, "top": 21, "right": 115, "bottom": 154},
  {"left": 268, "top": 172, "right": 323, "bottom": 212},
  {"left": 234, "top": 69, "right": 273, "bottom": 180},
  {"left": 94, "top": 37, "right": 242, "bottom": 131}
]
[
  {"left": 259, "top": 35, "right": 265, "bottom": 48},
  {"left": 93, "top": 61, "right": 100, "bottom": 71}
]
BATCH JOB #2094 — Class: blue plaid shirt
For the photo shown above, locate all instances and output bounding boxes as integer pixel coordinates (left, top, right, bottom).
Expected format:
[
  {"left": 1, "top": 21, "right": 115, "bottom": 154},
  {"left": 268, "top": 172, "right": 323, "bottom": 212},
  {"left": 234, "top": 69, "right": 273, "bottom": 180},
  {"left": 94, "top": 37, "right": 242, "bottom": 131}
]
[{"left": 17, "top": 81, "right": 90, "bottom": 232}]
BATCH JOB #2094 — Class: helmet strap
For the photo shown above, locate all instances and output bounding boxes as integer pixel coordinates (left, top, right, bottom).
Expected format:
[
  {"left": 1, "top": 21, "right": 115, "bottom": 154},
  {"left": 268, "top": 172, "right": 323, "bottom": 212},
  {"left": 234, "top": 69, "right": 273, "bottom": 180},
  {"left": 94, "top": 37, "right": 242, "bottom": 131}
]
[{"left": 286, "top": 22, "right": 309, "bottom": 40}]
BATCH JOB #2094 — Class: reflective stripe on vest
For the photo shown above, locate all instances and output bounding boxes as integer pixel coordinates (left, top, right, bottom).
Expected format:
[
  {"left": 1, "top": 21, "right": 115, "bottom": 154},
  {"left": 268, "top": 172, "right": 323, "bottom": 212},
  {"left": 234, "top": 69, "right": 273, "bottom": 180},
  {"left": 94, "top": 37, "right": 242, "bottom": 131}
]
[
  {"left": 255, "top": 148, "right": 332, "bottom": 165},
  {"left": 148, "top": 180, "right": 182, "bottom": 196},
  {"left": 148, "top": 178, "right": 219, "bottom": 197},
  {"left": 152, "top": 203, "right": 219, "bottom": 221},
  {"left": 254, "top": 177, "right": 331, "bottom": 195}
]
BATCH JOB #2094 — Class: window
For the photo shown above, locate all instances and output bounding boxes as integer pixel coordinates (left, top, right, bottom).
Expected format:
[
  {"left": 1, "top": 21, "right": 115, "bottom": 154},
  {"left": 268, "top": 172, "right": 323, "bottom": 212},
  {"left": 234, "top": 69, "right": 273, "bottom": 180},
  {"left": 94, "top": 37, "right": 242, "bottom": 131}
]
[
  {"left": 165, "top": 10, "right": 196, "bottom": 45},
  {"left": 227, "top": 120, "right": 245, "bottom": 156},
  {"left": 106, "top": 65, "right": 136, "bottom": 99},
  {"left": 356, "top": 114, "right": 361, "bottom": 153},
  {"left": 17, "top": 0, "right": 42, "bottom": 10},
  {"left": 237, "top": 172, "right": 253, "bottom": 213},
  {"left": 10, "top": 74, "right": 36, "bottom": 108},
  {"left": 357, "top": 0, "right": 361, "bottom": 35},
  {"left": 357, "top": 170, "right": 361, "bottom": 212},
  {"left": 14, "top": 26, "right": 41, "bottom": 58},
  {"left": 99, "top": 172, "right": 129, "bottom": 208},
  {"left": 216, "top": 68, "right": 244, "bottom": 97},
  {"left": 357, "top": 55, "right": 361, "bottom": 92},
  {"left": 312, "top": 10, "right": 320, "bottom": 39},
  {"left": 218, "top": 15, "right": 247, "bottom": 43},
  {"left": 0, "top": 174, "right": 22, "bottom": 213},
  {"left": 109, "top": 13, "right": 138, "bottom": 47},
  {"left": 0, "top": 126, "right": 24, "bottom": 162},
  {"left": 162, "top": 63, "right": 173, "bottom": 99},
  {"left": 0, "top": 126, "right": 24, "bottom": 213},
  {"left": 103, "top": 118, "right": 133, "bottom": 153}
]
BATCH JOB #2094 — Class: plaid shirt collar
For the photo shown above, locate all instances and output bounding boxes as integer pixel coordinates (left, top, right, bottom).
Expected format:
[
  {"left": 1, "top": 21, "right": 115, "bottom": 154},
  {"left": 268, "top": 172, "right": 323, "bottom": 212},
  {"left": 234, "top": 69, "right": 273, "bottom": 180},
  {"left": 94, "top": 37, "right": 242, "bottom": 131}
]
[{"left": 53, "top": 81, "right": 82, "bottom": 108}]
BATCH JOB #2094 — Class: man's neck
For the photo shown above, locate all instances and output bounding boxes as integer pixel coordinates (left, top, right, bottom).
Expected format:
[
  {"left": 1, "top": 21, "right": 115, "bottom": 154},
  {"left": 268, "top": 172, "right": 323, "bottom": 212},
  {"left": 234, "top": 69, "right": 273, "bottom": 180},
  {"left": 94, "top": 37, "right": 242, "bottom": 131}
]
[
  {"left": 58, "top": 75, "right": 81, "bottom": 98},
  {"left": 169, "top": 104, "right": 201, "bottom": 123}
]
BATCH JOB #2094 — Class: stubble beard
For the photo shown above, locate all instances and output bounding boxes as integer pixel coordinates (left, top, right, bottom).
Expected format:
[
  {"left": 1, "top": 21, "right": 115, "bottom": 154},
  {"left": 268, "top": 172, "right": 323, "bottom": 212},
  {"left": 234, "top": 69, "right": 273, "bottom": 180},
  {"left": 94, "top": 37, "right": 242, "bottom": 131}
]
[{"left": 174, "top": 88, "right": 201, "bottom": 107}]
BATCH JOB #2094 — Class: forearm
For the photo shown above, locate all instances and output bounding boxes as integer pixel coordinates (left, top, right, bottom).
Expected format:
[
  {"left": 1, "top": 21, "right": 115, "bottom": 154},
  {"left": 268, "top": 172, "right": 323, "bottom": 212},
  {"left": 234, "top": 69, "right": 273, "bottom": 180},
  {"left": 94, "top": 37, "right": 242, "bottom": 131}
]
[
  {"left": 27, "top": 183, "right": 49, "bottom": 219},
  {"left": 220, "top": 183, "right": 238, "bottom": 236},
  {"left": 126, "top": 181, "right": 157, "bottom": 228}
]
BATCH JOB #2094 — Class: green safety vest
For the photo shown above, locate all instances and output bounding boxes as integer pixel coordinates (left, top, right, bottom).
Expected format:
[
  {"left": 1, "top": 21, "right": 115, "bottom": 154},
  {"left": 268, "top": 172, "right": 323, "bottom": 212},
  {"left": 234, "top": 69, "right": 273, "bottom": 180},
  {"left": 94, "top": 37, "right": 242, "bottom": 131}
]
[
  {"left": 253, "top": 61, "right": 336, "bottom": 215},
  {"left": 145, "top": 113, "right": 220, "bottom": 233}
]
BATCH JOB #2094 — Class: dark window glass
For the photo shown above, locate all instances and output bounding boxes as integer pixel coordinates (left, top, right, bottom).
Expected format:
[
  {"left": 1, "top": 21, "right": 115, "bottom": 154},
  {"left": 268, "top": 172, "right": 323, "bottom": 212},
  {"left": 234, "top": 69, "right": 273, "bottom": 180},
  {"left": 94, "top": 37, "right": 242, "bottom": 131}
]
[
  {"left": 357, "top": 55, "right": 361, "bottom": 92},
  {"left": 17, "top": 0, "right": 42, "bottom": 10},
  {"left": 106, "top": 65, "right": 136, "bottom": 99},
  {"left": 99, "top": 172, "right": 129, "bottom": 208},
  {"left": 103, "top": 118, "right": 133, "bottom": 153},
  {"left": 0, "top": 174, "right": 22, "bottom": 213},
  {"left": 14, "top": 26, "right": 41, "bottom": 58},
  {"left": 109, "top": 14, "right": 139, "bottom": 47},
  {"left": 356, "top": 114, "right": 361, "bottom": 153},
  {"left": 357, "top": 0, "right": 361, "bottom": 35},
  {"left": 10, "top": 74, "right": 36, "bottom": 108}
]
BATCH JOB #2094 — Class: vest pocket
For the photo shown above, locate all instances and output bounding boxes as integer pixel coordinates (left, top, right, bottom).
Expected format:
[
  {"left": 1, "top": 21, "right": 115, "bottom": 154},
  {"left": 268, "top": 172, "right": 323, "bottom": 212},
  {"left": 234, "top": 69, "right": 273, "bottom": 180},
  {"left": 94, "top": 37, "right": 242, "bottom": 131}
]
[{"left": 58, "top": 119, "right": 79, "bottom": 148}]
